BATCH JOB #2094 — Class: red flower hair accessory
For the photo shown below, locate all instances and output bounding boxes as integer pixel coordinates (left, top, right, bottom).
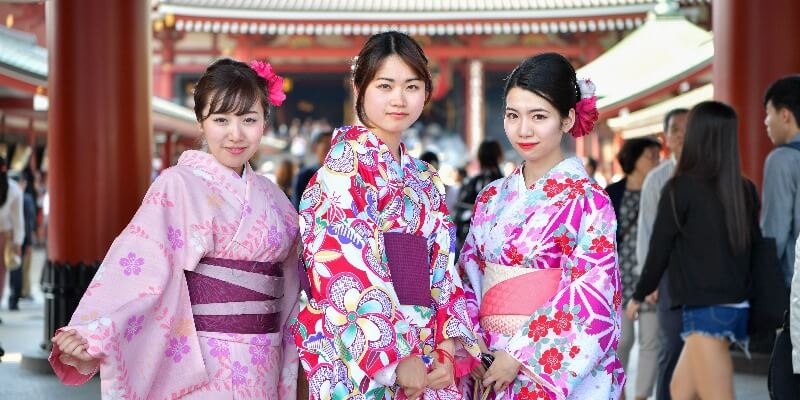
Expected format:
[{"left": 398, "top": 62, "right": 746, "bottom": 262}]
[
  {"left": 569, "top": 78, "right": 599, "bottom": 138},
  {"left": 249, "top": 60, "right": 286, "bottom": 107}
]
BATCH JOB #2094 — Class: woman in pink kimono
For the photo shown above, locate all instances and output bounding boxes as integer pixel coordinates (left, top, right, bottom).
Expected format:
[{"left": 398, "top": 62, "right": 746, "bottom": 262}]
[
  {"left": 49, "top": 58, "right": 300, "bottom": 399},
  {"left": 292, "top": 31, "right": 479, "bottom": 400},
  {"left": 459, "top": 53, "right": 624, "bottom": 399}
]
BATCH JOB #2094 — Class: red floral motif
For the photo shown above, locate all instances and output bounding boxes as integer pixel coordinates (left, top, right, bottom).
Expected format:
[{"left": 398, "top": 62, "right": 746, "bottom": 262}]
[
  {"left": 532, "top": 384, "right": 550, "bottom": 400},
  {"left": 569, "top": 345, "right": 581, "bottom": 358},
  {"left": 538, "top": 347, "right": 564, "bottom": 374},
  {"left": 613, "top": 289, "right": 622, "bottom": 310},
  {"left": 589, "top": 235, "right": 614, "bottom": 253},
  {"left": 549, "top": 310, "right": 573, "bottom": 335},
  {"left": 479, "top": 258, "right": 487, "bottom": 272},
  {"left": 570, "top": 266, "right": 586, "bottom": 281},
  {"left": 517, "top": 387, "right": 535, "bottom": 400},
  {"left": 527, "top": 315, "right": 551, "bottom": 340},
  {"left": 553, "top": 233, "right": 573, "bottom": 255},
  {"left": 477, "top": 186, "right": 498, "bottom": 204},
  {"left": 505, "top": 245, "right": 524, "bottom": 265},
  {"left": 543, "top": 179, "right": 566, "bottom": 198}
]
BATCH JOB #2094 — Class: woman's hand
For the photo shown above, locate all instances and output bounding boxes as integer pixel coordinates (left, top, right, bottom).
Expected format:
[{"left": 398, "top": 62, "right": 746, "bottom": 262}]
[
  {"left": 51, "top": 329, "right": 100, "bottom": 375},
  {"left": 427, "top": 339, "right": 456, "bottom": 390},
  {"left": 626, "top": 299, "right": 641, "bottom": 320},
  {"left": 470, "top": 363, "right": 487, "bottom": 381},
  {"left": 482, "top": 350, "right": 521, "bottom": 392},
  {"left": 396, "top": 356, "right": 427, "bottom": 400}
]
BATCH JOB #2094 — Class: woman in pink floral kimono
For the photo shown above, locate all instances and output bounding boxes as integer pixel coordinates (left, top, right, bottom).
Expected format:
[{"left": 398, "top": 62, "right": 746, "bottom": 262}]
[
  {"left": 459, "top": 53, "right": 624, "bottom": 399},
  {"left": 50, "top": 58, "right": 300, "bottom": 399},
  {"left": 292, "top": 31, "right": 479, "bottom": 400}
]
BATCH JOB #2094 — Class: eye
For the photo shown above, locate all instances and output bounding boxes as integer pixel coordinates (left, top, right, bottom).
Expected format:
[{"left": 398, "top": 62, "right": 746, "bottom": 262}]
[
  {"left": 504, "top": 112, "right": 518, "bottom": 120},
  {"left": 244, "top": 117, "right": 258, "bottom": 124},
  {"left": 406, "top": 84, "right": 420, "bottom": 91},
  {"left": 376, "top": 83, "right": 391, "bottom": 90},
  {"left": 532, "top": 114, "right": 547, "bottom": 121},
  {"left": 212, "top": 117, "right": 228, "bottom": 124}
]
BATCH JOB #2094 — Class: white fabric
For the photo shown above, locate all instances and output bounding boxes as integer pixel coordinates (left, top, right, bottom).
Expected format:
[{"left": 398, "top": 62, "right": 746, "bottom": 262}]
[
  {"left": 0, "top": 179, "right": 24, "bottom": 245},
  {"left": 790, "top": 235, "right": 800, "bottom": 373}
]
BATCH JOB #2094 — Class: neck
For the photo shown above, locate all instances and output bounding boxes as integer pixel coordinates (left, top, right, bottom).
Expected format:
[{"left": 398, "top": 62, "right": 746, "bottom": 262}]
[
  {"left": 626, "top": 172, "right": 645, "bottom": 190},
  {"left": 523, "top": 150, "right": 564, "bottom": 187}
]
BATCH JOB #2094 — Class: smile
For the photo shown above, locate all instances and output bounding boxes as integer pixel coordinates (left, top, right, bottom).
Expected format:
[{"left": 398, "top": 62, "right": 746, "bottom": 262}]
[
  {"left": 225, "top": 147, "right": 247, "bottom": 155},
  {"left": 518, "top": 142, "right": 539, "bottom": 150}
]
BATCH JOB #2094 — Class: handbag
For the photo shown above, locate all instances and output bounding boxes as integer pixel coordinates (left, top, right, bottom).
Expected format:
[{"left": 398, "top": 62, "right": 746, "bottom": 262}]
[
  {"left": 747, "top": 235, "right": 789, "bottom": 334},
  {"left": 3, "top": 235, "right": 20, "bottom": 271}
]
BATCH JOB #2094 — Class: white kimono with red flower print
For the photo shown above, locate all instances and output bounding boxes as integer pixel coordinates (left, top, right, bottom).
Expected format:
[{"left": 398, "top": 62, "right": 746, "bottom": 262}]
[
  {"left": 292, "top": 126, "right": 479, "bottom": 400},
  {"left": 459, "top": 158, "right": 624, "bottom": 400},
  {"left": 49, "top": 150, "right": 300, "bottom": 400}
]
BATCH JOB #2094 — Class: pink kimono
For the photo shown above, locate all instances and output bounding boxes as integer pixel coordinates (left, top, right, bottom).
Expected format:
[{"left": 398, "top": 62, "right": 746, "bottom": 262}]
[
  {"left": 459, "top": 158, "right": 624, "bottom": 399},
  {"left": 49, "top": 150, "right": 300, "bottom": 400}
]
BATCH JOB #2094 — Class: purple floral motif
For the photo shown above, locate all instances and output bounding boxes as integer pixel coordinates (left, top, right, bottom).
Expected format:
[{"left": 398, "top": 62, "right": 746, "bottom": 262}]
[
  {"left": 249, "top": 345, "right": 268, "bottom": 366},
  {"left": 207, "top": 338, "right": 230, "bottom": 359},
  {"left": 119, "top": 252, "right": 144, "bottom": 276},
  {"left": 249, "top": 335, "right": 271, "bottom": 346},
  {"left": 267, "top": 225, "right": 279, "bottom": 248},
  {"left": 167, "top": 225, "right": 185, "bottom": 250},
  {"left": 124, "top": 315, "right": 144, "bottom": 342},
  {"left": 231, "top": 361, "right": 248, "bottom": 386},
  {"left": 165, "top": 335, "right": 190, "bottom": 362}
]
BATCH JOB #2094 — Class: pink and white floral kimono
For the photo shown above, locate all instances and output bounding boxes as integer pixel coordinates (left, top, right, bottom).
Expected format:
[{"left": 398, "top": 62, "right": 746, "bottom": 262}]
[
  {"left": 49, "top": 150, "right": 300, "bottom": 400},
  {"left": 459, "top": 158, "right": 624, "bottom": 400}
]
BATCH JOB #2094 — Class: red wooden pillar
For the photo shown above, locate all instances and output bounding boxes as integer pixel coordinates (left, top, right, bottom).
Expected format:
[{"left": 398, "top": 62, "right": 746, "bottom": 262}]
[
  {"left": 43, "top": 0, "right": 151, "bottom": 347},
  {"left": 713, "top": 0, "right": 800, "bottom": 188}
]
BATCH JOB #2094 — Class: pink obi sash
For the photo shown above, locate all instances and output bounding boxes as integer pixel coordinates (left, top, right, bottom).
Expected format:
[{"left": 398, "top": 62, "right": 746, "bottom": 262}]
[{"left": 479, "top": 263, "right": 561, "bottom": 336}]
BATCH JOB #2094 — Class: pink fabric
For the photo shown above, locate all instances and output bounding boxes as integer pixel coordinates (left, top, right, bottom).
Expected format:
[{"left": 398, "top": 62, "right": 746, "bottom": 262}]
[
  {"left": 478, "top": 269, "right": 560, "bottom": 319},
  {"left": 49, "top": 150, "right": 301, "bottom": 399}
]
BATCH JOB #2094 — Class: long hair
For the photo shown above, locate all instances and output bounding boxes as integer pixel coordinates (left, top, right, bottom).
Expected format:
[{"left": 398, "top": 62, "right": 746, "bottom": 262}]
[{"left": 675, "top": 101, "right": 750, "bottom": 253}]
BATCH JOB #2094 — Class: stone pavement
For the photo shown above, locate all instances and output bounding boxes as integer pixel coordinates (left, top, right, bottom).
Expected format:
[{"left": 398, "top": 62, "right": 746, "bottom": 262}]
[{"left": 1, "top": 248, "right": 771, "bottom": 399}]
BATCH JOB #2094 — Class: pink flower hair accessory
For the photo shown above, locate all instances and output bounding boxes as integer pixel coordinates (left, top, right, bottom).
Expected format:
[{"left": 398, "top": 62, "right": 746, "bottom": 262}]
[
  {"left": 569, "top": 78, "right": 599, "bottom": 138},
  {"left": 249, "top": 60, "right": 286, "bottom": 107}
]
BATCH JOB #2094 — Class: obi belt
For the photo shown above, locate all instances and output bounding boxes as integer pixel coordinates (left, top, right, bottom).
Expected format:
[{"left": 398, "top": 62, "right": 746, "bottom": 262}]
[
  {"left": 479, "top": 263, "right": 560, "bottom": 336},
  {"left": 185, "top": 257, "right": 284, "bottom": 334}
]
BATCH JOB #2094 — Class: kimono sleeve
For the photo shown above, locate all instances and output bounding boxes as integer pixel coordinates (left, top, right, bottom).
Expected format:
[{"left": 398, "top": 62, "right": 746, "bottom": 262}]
[
  {"left": 293, "top": 139, "right": 407, "bottom": 381},
  {"left": 278, "top": 238, "right": 301, "bottom": 400},
  {"left": 49, "top": 168, "right": 211, "bottom": 398},
  {"left": 457, "top": 200, "right": 488, "bottom": 337},
  {"left": 504, "top": 192, "right": 623, "bottom": 399}
]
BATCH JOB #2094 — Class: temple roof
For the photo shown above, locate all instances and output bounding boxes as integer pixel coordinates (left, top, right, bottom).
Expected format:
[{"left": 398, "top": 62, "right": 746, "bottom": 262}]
[{"left": 155, "top": 0, "right": 708, "bottom": 35}]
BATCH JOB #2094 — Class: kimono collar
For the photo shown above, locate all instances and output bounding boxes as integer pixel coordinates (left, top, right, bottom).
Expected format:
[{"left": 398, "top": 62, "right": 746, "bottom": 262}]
[
  {"left": 176, "top": 150, "right": 253, "bottom": 200},
  {"left": 514, "top": 157, "right": 588, "bottom": 191},
  {"left": 332, "top": 125, "right": 411, "bottom": 180}
]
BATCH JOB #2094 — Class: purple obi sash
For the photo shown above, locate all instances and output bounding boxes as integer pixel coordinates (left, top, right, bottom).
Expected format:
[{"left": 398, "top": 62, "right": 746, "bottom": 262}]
[
  {"left": 185, "top": 257, "right": 283, "bottom": 334},
  {"left": 384, "top": 232, "right": 431, "bottom": 307}
]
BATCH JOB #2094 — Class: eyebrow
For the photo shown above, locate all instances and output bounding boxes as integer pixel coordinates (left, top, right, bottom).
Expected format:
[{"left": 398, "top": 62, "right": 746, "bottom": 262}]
[
  {"left": 376, "top": 77, "right": 422, "bottom": 83},
  {"left": 505, "top": 106, "right": 551, "bottom": 113}
]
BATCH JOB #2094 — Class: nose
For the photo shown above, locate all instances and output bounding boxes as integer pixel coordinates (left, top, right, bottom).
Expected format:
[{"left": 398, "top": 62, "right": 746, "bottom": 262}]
[
  {"left": 519, "top": 118, "right": 535, "bottom": 137},
  {"left": 228, "top": 121, "right": 244, "bottom": 140},
  {"left": 390, "top": 87, "right": 406, "bottom": 107}
]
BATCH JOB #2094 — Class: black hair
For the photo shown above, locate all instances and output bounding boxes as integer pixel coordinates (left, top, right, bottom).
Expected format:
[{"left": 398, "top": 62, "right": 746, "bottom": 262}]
[
  {"left": 419, "top": 151, "right": 439, "bottom": 167},
  {"left": 504, "top": 53, "right": 579, "bottom": 118},
  {"left": 477, "top": 140, "right": 503, "bottom": 171},
  {"left": 764, "top": 75, "right": 800, "bottom": 126},
  {"left": 193, "top": 58, "right": 271, "bottom": 123},
  {"left": 617, "top": 138, "right": 662, "bottom": 175},
  {"left": 675, "top": 101, "right": 750, "bottom": 253},
  {"left": 353, "top": 31, "right": 432, "bottom": 128},
  {"left": 663, "top": 108, "right": 689, "bottom": 134}
]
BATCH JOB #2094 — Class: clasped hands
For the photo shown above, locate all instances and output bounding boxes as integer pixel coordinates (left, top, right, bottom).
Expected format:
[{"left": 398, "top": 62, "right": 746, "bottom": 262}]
[{"left": 396, "top": 340, "right": 456, "bottom": 400}]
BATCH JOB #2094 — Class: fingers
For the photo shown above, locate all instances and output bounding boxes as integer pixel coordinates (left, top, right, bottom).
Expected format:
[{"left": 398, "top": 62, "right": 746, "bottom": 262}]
[{"left": 493, "top": 378, "right": 511, "bottom": 392}]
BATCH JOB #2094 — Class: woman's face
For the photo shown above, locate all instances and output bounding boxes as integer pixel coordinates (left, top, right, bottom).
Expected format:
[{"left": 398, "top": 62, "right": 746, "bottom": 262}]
[
  {"left": 504, "top": 87, "right": 574, "bottom": 164},
  {"left": 199, "top": 95, "right": 265, "bottom": 175},
  {"left": 361, "top": 55, "right": 426, "bottom": 140},
  {"left": 634, "top": 146, "right": 661, "bottom": 176}
]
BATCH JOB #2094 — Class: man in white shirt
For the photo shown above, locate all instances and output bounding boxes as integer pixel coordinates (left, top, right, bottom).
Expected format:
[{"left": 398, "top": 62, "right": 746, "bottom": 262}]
[{"left": 635, "top": 108, "right": 688, "bottom": 400}]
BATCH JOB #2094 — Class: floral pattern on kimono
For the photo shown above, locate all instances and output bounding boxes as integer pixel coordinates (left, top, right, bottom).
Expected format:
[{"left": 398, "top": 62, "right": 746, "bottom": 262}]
[
  {"left": 49, "top": 150, "right": 300, "bottom": 400},
  {"left": 459, "top": 157, "right": 624, "bottom": 400},
  {"left": 292, "top": 125, "right": 479, "bottom": 399}
]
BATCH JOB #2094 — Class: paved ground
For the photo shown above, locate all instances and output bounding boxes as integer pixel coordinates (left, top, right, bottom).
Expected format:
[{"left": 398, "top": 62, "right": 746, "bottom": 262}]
[{"left": 1, "top": 248, "right": 771, "bottom": 399}]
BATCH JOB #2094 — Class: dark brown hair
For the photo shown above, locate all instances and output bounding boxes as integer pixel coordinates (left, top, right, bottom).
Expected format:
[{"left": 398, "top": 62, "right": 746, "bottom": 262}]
[
  {"left": 193, "top": 58, "right": 270, "bottom": 123},
  {"left": 675, "top": 101, "right": 751, "bottom": 253},
  {"left": 352, "top": 31, "right": 432, "bottom": 128}
]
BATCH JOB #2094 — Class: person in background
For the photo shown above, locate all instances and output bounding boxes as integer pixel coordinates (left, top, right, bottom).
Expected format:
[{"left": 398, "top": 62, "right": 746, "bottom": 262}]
[
  {"left": 635, "top": 107, "right": 688, "bottom": 400},
  {"left": 628, "top": 101, "right": 758, "bottom": 400},
  {"left": 453, "top": 140, "right": 504, "bottom": 252},
  {"left": 274, "top": 158, "right": 296, "bottom": 200},
  {"left": 605, "top": 138, "right": 662, "bottom": 400},
  {"left": 7, "top": 170, "right": 37, "bottom": 310},
  {"left": 0, "top": 156, "right": 24, "bottom": 316},
  {"left": 291, "top": 131, "right": 333, "bottom": 209}
]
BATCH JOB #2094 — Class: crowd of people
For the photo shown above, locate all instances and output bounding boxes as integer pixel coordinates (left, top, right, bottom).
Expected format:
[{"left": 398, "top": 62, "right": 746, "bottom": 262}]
[{"left": 1, "top": 29, "right": 796, "bottom": 400}]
